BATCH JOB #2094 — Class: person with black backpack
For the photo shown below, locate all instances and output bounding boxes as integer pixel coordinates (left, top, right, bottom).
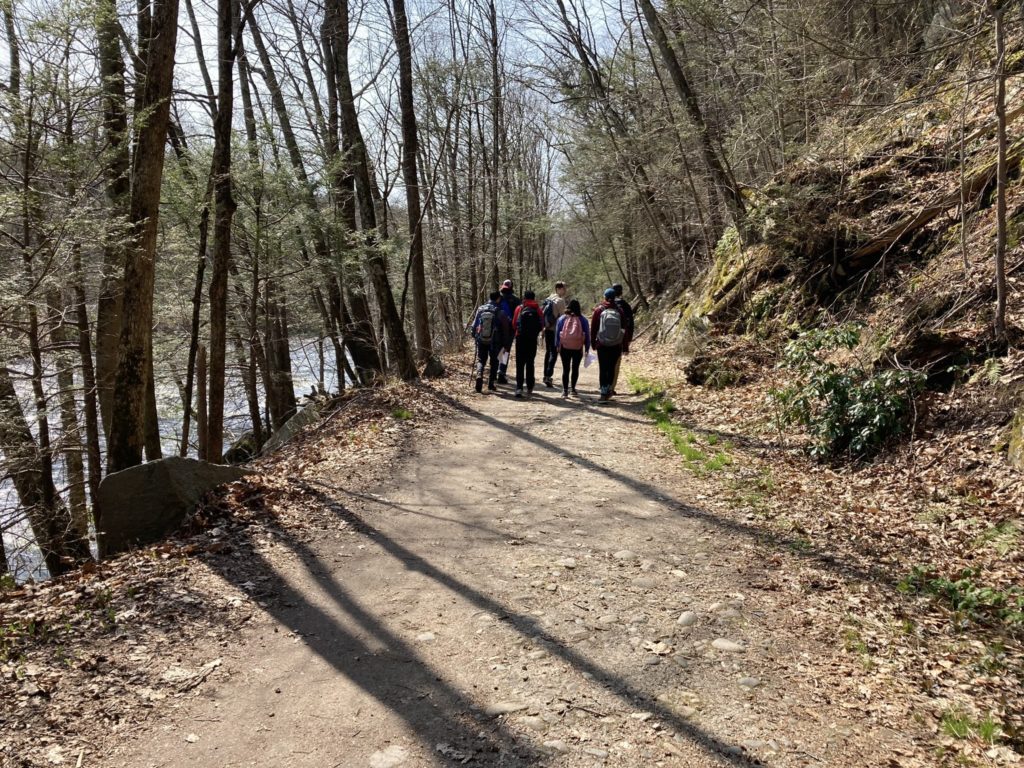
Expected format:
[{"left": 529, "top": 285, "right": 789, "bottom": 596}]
[
  {"left": 470, "top": 291, "right": 510, "bottom": 393},
  {"left": 511, "top": 289, "right": 544, "bottom": 398},
  {"left": 541, "top": 281, "right": 568, "bottom": 388},
  {"left": 591, "top": 288, "right": 625, "bottom": 402},
  {"left": 611, "top": 283, "right": 635, "bottom": 395},
  {"left": 555, "top": 298, "right": 590, "bottom": 398},
  {"left": 495, "top": 279, "right": 520, "bottom": 384}
]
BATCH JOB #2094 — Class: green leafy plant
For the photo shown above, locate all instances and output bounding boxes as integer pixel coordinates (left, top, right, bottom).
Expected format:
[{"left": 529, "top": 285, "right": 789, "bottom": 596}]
[
  {"left": 940, "top": 708, "right": 1002, "bottom": 744},
  {"left": 769, "top": 324, "right": 926, "bottom": 459},
  {"left": 391, "top": 407, "right": 413, "bottom": 420},
  {"left": 898, "top": 565, "right": 1024, "bottom": 630}
]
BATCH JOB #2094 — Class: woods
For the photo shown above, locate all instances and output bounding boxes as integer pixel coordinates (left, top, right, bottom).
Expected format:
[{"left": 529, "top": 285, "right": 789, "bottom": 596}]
[{"left": 0, "top": 0, "right": 1020, "bottom": 593}]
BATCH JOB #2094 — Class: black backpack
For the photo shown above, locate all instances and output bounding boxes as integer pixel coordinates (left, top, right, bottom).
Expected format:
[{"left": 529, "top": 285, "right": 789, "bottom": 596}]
[{"left": 517, "top": 305, "right": 542, "bottom": 338}]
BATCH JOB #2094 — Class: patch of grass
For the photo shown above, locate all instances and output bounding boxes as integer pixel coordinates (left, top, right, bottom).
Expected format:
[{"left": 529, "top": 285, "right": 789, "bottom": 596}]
[
  {"left": 941, "top": 709, "right": 1002, "bottom": 744},
  {"left": 631, "top": 374, "right": 733, "bottom": 474},
  {"left": 898, "top": 565, "right": 1024, "bottom": 630},
  {"left": 391, "top": 407, "right": 413, "bottom": 420},
  {"left": 973, "top": 521, "right": 1019, "bottom": 556},
  {"left": 0, "top": 574, "right": 14, "bottom": 592}
]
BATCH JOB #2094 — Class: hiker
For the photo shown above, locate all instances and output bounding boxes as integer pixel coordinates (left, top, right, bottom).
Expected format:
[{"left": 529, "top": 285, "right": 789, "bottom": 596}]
[
  {"left": 555, "top": 298, "right": 590, "bottom": 398},
  {"left": 591, "top": 287, "right": 626, "bottom": 402},
  {"left": 611, "top": 283, "right": 635, "bottom": 395},
  {"left": 470, "top": 291, "right": 511, "bottom": 393},
  {"left": 495, "top": 279, "right": 520, "bottom": 384},
  {"left": 511, "top": 289, "right": 544, "bottom": 397},
  {"left": 541, "top": 281, "right": 568, "bottom": 388}
]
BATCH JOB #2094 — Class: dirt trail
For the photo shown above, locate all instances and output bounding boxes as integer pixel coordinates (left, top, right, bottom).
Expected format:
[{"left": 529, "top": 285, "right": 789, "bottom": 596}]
[{"left": 114, "top": 362, "right": 914, "bottom": 767}]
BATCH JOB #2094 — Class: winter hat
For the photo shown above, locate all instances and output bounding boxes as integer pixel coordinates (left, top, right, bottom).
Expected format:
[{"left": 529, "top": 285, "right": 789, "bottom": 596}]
[
  {"left": 501, "top": 279, "right": 513, "bottom": 289},
  {"left": 524, "top": 289, "right": 536, "bottom": 300},
  {"left": 604, "top": 287, "right": 617, "bottom": 300},
  {"left": 612, "top": 283, "right": 624, "bottom": 296}
]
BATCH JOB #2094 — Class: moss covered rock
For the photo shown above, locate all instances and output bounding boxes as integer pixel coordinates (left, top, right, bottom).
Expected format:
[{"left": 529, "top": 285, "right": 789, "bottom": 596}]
[{"left": 1008, "top": 407, "right": 1024, "bottom": 470}]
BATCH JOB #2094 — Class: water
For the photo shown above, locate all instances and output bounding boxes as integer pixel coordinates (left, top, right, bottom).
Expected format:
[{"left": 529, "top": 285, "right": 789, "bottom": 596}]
[{"left": 1, "top": 339, "right": 339, "bottom": 582}]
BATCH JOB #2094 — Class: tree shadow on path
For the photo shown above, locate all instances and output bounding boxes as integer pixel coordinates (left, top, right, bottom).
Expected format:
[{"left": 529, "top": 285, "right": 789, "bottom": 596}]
[{"left": 293, "top": 479, "right": 757, "bottom": 766}]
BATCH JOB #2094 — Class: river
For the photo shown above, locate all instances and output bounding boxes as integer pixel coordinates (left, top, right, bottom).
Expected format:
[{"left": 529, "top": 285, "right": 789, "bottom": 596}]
[{"left": 1, "top": 340, "right": 339, "bottom": 582}]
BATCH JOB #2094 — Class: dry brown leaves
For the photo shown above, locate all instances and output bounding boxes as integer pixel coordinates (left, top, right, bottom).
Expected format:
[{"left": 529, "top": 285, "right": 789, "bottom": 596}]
[
  {"left": 0, "top": 370, "right": 464, "bottom": 767},
  {"left": 628, "top": 339, "right": 1023, "bottom": 767}
]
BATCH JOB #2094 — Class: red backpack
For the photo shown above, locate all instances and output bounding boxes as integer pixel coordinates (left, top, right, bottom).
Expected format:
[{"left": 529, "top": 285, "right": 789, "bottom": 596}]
[{"left": 561, "top": 315, "right": 585, "bottom": 350}]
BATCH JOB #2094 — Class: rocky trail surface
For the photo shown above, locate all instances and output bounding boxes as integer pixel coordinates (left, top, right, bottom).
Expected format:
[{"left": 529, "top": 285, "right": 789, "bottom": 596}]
[{"left": 109, "top": 361, "right": 924, "bottom": 768}]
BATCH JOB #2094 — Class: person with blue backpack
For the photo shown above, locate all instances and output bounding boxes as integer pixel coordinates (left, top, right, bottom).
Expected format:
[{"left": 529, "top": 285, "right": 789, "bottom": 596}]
[
  {"left": 554, "top": 298, "right": 590, "bottom": 398},
  {"left": 511, "top": 290, "right": 544, "bottom": 398},
  {"left": 495, "top": 279, "right": 520, "bottom": 384},
  {"left": 470, "top": 291, "right": 510, "bottom": 393},
  {"left": 591, "top": 288, "right": 626, "bottom": 402}
]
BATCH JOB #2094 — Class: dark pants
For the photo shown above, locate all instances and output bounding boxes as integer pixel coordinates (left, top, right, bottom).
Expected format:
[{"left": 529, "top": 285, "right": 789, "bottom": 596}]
[
  {"left": 475, "top": 341, "right": 499, "bottom": 386},
  {"left": 597, "top": 345, "right": 622, "bottom": 396},
  {"left": 559, "top": 348, "right": 583, "bottom": 392},
  {"left": 543, "top": 329, "right": 558, "bottom": 380},
  {"left": 515, "top": 338, "right": 538, "bottom": 392}
]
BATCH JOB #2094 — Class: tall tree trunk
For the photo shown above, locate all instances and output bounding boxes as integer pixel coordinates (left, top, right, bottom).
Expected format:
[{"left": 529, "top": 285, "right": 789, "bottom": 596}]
[
  {"left": 72, "top": 248, "right": 104, "bottom": 527},
  {"left": 391, "top": 0, "right": 433, "bottom": 366},
  {"left": 636, "top": 0, "right": 749, "bottom": 242},
  {"left": 94, "top": 0, "right": 131, "bottom": 441},
  {"left": 207, "top": 0, "right": 240, "bottom": 462},
  {"left": 107, "top": 0, "right": 181, "bottom": 472},
  {"left": 331, "top": 0, "right": 417, "bottom": 380},
  {"left": 992, "top": 0, "right": 1008, "bottom": 340}
]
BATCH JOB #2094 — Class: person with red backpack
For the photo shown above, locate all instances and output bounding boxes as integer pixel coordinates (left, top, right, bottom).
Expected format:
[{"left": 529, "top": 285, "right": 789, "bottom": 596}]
[
  {"left": 591, "top": 287, "right": 626, "bottom": 402},
  {"left": 554, "top": 298, "right": 590, "bottom": 398},
  {"left": 511, "top": 289, "right": 543, "bottom": 398}
]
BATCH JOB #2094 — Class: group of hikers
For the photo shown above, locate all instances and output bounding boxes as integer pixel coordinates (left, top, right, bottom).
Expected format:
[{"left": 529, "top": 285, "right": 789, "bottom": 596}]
[{"left": 468, "top": 279, "right": 634, "bottom": 402}]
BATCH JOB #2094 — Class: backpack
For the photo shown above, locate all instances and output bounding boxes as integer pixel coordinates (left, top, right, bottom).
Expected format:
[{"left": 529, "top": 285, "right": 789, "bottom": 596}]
[
  {"left": 542, "top": 299, "right": 556, "bottom": 331},
  {"left": 476, "top": 305, "right": 496, "bottom": 344},
  {"left": 561, "top": 315, "right": 584, "bottom": 350},
  {"left": 517, "top": 304, "right": 542, "bottom": 338},
  {"left": 597, "top": 306, "right": 624, "bottom": 346}
]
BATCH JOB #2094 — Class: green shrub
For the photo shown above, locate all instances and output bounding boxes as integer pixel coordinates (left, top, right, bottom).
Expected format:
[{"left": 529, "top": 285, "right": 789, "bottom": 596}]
[
  {"left": 898, "top": 565, "right": 1024, "bottom": 630},
  {"left": 769, "top": 324, "right": 925, "bottom": 459}
]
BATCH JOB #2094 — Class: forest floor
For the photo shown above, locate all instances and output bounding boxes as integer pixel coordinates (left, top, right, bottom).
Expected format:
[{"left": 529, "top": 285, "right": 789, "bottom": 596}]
[{"left": 3, "top": 342, "right": 1019, "bottom": 767}]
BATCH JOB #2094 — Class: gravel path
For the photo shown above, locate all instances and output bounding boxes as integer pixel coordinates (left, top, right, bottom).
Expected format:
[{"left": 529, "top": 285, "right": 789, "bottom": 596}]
[{"left": 115, "top": 361, "right": 911, "bottom": 767}]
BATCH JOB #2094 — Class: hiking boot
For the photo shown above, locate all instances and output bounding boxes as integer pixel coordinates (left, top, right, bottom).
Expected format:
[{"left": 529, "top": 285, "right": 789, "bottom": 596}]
[
  {"left": 497, "top": 375, "right": 509, "bottom": 385},
  {"left": 544, "top": 378, "right": 554, "bottom": 388},
  {"left": 475, "top": 377, "right": 483, "bottom": 393},
  {"left": 599, "top": 392, "right": 610, "bottom": 402},
  {"left": 488, "top": 381, "right": 497, "bottom": 391},
  {"left": 562, "top": 389, "right": 569, "bottom": 398},
  {"left": 514, "top": 388, "right": 523, "bottom": 398},
  {"left": 570, "top": 388, "right": 578, "bottom": 397},
  {"left": 527, "top": 387, "right": 534, "bottom": 396}
]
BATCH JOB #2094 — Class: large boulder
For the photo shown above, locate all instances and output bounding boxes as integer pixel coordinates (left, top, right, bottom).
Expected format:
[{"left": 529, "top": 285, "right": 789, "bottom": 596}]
[
  {"left": 97, "top": 457, "right": 251, "bottom": 558},
  {"left": 260, "top": 403, "right": 321, "bottom": 456}
]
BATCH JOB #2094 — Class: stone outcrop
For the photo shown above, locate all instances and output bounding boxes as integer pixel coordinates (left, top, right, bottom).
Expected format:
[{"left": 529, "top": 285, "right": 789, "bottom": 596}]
[{"left": 97, "top": 457, "right": 251, "bottom": 558}]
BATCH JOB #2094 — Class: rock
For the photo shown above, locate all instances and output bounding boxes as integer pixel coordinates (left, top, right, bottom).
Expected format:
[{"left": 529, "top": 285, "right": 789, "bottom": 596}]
[
  {"left": 1009, "top": 406, "right": 1024, "bottom": 469},
  {"left": 261, "top": 403, "right": 321, "bottom": 455},
  {"left": 97, "top": 457, "right": 251, "bottom": 558},
  {"left": 369, "top": 745, "right": 409, "bottom": 767},
  {"left": 633, "top": 577, "right": 657, "bottom": 589},
  {"left": 527, "top": 650, "right": 548, "bottom": 660},
  {"left": 421, "top": 355, "right": 446, "bottom": 379},
  {"left": 484, "top": 701, "right": 528, "bottom": 716},
  {"left": 709, "top": 602, "right": 725, "bottom": 612},
  {"left": 222, "top": 431, "right": 257, "bottom": 464},
  {"left": 719, "top": 608, "right": 742, "bottom": 620},
  {"left": 520, "top": 715, "right": 547, "bottom": 732},
  {"left": 415, "top": 632, "right": 436, "bottom": 642},
  {"left": 711, "top": 638, "right": 745, "bottom": 653},
  {"left": 557, "top": 557, "right": 577, "bottom": 569},
  {"left": 739, "top": 677, "right": 761, "bottom": 688},
  {"left": 677, "top": 611, "right": 698, "bottom": 627},
  {"left": 542, "top": 740, "right": 569, "bottom": 754},
  {"left": 185, "top": 734, "right": 199, "bottom": 744},
  {"left": 597, "top": 614, "right": 619, "bottom": 625},
  {"left": 613, "top": 550, "right": 637, "bottom": 561},
  {"left": 583, "top": 747, "right": 609, "bottom": 759}
]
